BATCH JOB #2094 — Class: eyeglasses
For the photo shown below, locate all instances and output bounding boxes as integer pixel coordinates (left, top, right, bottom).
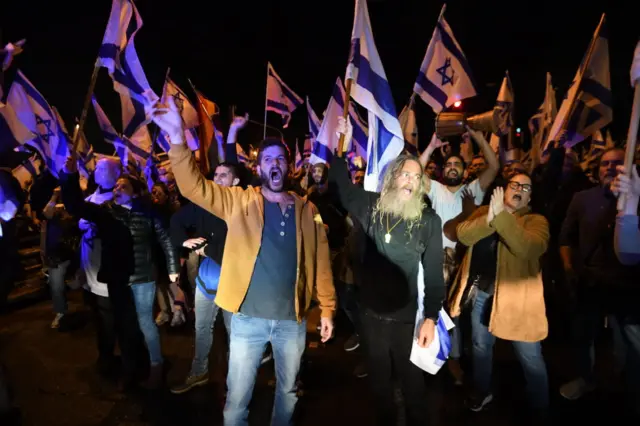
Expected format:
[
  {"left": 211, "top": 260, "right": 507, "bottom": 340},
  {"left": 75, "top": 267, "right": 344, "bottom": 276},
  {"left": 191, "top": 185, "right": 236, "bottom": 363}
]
[
  {"left": 398, "top": 171, "right": 421, "bottom": 181},
  {"left": 508, "top": 181, "right": 532, "bottom": 193}
]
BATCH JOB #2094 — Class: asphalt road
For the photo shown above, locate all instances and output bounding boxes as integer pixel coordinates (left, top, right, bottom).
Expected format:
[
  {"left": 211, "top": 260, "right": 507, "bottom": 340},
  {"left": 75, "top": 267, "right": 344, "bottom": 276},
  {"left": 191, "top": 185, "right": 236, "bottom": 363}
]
[{"left": 0, "top": 290, "right": 635, "bottom": 425}]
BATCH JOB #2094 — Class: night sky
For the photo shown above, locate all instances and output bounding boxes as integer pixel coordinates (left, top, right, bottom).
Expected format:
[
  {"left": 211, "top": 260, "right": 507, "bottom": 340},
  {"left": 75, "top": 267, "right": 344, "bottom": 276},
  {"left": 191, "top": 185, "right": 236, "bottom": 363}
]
[{"left": 2, "top": 0, "right": 639, "bottom": 156}]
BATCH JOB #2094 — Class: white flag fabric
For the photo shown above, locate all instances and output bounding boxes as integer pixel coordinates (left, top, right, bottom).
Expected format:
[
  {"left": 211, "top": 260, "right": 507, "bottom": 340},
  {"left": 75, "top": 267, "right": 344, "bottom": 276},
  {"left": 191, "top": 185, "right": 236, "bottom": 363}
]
[
  {"left": 266, "top": 62, "right": 303, "bottom": 128},
  {"left": 413, "top": 7, "right": 477, "bottom": 113},
  {"left": 306, "top": 97, "right": 322, "bottom": 151},
  {"left": 7, "top": 71, "right": 70, "bottom": 178},
  {"left": 0, "top": 100, "right": 34, "bottom": 153},
  {"left": 346, "top": 0, "right": 404, "bottom": 192},
  {"left": 545, "top": 15, "right": 611, "bottom": 150},
  {"left": 98, "top": 0, "right": 158, "bottom": 104}
]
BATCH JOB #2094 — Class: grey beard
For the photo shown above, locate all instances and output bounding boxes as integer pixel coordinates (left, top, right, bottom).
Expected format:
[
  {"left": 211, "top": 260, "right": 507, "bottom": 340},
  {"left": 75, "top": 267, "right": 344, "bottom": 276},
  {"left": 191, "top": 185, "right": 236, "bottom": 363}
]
[{"left": 376, "top": 189, "right": 425, "bottom": 223}]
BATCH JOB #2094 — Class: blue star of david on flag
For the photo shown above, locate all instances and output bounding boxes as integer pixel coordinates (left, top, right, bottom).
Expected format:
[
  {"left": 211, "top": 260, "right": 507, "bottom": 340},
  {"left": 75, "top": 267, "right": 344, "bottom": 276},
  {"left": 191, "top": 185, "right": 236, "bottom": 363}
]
[
  {"left": 35, "top": 114, "right": 54, "bottom": 143},
  {"left": 436, "top": 57, "right": 455, "bottom": 86}
]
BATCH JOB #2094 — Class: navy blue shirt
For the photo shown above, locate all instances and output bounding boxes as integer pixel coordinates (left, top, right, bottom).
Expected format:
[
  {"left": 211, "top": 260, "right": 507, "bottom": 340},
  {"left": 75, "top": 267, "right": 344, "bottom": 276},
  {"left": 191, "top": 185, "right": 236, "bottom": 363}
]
[{"left": 239, "top": 200, "right": 297, "bottom": 320}]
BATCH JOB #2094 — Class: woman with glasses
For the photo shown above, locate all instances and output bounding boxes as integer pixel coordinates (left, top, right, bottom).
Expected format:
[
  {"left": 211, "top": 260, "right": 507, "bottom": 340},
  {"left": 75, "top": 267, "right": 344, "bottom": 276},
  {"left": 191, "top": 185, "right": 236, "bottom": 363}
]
[{"left": 447, "top": 172, "right": 551, "bottom": 421}]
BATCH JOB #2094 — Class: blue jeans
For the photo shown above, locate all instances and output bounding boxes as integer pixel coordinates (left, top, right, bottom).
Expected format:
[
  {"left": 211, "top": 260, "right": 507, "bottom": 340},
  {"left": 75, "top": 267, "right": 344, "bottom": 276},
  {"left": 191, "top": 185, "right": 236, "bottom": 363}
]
[
  {"left": 191, "top": 290, "right": 232, "bottom": 376},
  {"left": 48, "top": 260, "right": 70, "bottom": 315},
  {"left": 471, "top": 290, "right": 549, "bottom": 410},
  {"left": 130, "top": 282, "right": 163, "bottom": 365},
  {"left": 224, "top": 314, "right": 306, "bottom": 426}
]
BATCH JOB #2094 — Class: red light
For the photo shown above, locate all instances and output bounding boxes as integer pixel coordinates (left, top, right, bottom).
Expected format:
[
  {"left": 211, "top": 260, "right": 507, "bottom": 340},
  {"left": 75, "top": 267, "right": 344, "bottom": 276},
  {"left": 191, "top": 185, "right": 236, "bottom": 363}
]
[{"left": 453, "top": 101, "right": 462, "bottom": 108}]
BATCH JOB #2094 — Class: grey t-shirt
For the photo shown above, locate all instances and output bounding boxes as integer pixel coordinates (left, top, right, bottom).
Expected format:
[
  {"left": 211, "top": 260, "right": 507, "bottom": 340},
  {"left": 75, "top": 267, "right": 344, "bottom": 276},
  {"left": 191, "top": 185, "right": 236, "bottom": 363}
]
[{"left": 239, "top": 200, "right": 297, "bottom": 320}]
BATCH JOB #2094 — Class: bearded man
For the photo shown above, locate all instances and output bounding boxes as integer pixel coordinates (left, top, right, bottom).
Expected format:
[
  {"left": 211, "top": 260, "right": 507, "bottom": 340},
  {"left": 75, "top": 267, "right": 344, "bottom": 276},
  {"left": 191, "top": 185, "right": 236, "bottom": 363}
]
[
  {"left": 329, "top": 121, "right": 445, "bottom": 426},
  {"left": 149, "top": 96, "right": 335, "bottom": 426}
]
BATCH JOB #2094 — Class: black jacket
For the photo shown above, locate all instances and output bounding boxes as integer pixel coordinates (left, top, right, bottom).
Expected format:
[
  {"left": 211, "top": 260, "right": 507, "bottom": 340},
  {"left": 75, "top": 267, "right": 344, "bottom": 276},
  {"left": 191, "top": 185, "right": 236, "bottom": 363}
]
[
  {"left": 329, "top": 157, "right": 445, "bottom": 322},
  {"left": 60, "top": 172, "right": 179, "bottom": 285},
  {"left": 170, "top": 202, "right": 227, "bottom": 265}
]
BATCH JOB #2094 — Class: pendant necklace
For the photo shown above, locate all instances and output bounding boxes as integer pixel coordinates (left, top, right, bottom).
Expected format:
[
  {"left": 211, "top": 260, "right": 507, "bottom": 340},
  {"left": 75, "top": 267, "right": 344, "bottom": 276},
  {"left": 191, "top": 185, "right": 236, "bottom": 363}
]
[{"left": 385, "top": 214, "right": 403, "bottom": 244}]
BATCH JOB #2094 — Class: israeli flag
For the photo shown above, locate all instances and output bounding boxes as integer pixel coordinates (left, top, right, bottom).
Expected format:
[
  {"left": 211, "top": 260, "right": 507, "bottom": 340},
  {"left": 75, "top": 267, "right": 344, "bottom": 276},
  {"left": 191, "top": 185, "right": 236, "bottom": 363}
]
[
  {"left": 7, "top": 71, "right": 70, "bottom": 178},
  {"left": 12, "top": 155, "right": 42, "bottom": 190},
  {"left": 119, "top": 93, "right": 152, "bottom": 167},
  {"left": 0, "top": 100, "right": 34, "bottom": 154},
  {"left": 546, "top": 14, "right": 611, "bottom": 150},
  {"left": 266, "top": 62, "right": 303, "bottom": 128},
  {"left": 410, "top": 264, "right": 455, "bottom": 375},
  {"left": 92, "top": 95, "right": 147, "bottom": 167},
  {"left": 157, "top": 78, "right": 200, "bottom": 151},
  {"left": 311, "top": 77, "right": 368, "bottom": 165},
  {"left": 495, "top": 71, "right": 514, "bottom": 137},
  {"left": 346, "top": 0, "right": 404, "bottom": 192},
  {"left": 306, "top": 97, "right": 322, "bottom": 146},
  {"left": 295, "top": 142, "right": 303, "bottom": 173},
  {"left": 413, "top": 6, "right": 477, "bottom": 113},
  {"left": 98, "top": 0, "right": 158, "bottom": 104}
]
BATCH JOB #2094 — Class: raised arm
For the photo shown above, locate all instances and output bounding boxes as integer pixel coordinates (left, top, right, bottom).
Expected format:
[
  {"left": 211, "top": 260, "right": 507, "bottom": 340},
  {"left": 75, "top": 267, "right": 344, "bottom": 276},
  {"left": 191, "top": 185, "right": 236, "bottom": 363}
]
[
  {"left": 59, "top": 158, "right": 110, "bottom": 226},
  {"left": 328, "top": 156, "right": 372, "bottom": 227},
  {"left": 491, "top": 211, "right": 549, "bottom": 259},
  {"left": 225, "top": 114, "right": 249, "bottom": 165},
  {"left": 466, "top": 127, "right": 499, "bottom": 191},
  {"left": 149, "top": 96, "right": 239, "bottom": 220},
  {"left": 612, "top": 165, "right": 640, "bottom": 265},
  {"left": 457, "top": 205, "right": 495, "bottom": 247}
]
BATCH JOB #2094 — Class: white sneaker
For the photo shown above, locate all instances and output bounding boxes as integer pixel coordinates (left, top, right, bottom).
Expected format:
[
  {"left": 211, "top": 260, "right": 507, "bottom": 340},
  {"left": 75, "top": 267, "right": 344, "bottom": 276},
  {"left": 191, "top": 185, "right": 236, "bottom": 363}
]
[
  {"left": 51, "top": 313, "right": 64, "bottom": 329},
  {"left": 559, "top": 378, "right": 596, "bottom": 400}
]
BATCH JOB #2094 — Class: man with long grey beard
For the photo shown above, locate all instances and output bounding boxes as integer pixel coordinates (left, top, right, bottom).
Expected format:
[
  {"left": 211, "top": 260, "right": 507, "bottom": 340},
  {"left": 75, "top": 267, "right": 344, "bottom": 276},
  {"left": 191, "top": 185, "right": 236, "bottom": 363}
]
[{"left": 328, "top": 119, "right": 445, "bottom": 426}]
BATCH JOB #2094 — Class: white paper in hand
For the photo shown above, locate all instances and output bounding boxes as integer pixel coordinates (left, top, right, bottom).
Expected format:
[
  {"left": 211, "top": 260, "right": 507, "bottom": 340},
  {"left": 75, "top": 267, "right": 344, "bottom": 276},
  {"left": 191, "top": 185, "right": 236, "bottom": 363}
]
[{"left": 410, "top": 263, "right": 456, "bottom": 375}]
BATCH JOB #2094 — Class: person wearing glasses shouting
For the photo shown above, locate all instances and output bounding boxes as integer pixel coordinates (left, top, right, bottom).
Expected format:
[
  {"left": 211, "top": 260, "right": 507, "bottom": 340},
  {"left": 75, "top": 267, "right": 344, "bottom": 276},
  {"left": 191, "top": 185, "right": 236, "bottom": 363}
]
[{"left": 448, "top": 171, "right": 551, "bottom": 420}]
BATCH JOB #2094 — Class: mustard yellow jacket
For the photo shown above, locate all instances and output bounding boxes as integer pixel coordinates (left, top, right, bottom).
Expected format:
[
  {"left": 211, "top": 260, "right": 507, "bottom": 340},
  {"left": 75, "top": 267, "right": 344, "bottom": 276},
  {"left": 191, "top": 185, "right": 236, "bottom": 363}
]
[
  {"left": 169, "top": 144, "right": 336, "bottom": 321},
  {"left": 448, "top": 206, "right": 549, "bottom": 342}
]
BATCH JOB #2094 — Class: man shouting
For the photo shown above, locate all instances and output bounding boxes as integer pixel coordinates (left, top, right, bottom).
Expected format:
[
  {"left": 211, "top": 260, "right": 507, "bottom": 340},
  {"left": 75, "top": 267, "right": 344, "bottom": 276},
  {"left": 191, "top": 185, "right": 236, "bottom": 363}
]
[
  {"left": 329, "top": 118, "right": 445, "bottom": 426},
  {"left": 148, "top": 96, "right": 335, "bottom": 426}
]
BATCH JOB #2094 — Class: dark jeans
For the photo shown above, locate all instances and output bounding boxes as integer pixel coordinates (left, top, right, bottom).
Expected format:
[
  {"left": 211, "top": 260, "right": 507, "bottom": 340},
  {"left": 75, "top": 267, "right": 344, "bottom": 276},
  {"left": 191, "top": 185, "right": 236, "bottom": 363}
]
[
  {"left": 360, "top": 311, "right": 429, "bottom": 426},
  {"left": 335, "top": 281, "right": 361, "bottom": 335},
  {"left": 571, "top": 286, "right": 640, "bottom": 411},
  {"left": 471, "top": 290, "right": 549, "bottom": 410},
  {"left": 84, "top": 282, "right": 147, "bottom": 379}
]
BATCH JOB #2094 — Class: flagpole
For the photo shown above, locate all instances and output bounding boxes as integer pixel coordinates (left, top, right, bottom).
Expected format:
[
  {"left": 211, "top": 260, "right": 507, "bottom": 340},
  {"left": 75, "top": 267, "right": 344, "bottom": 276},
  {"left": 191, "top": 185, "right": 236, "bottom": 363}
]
[
  {"left": 337, "top": 78, "right": 353, "bottom": 157},
  {"left": 150, "top": 67, "right": 171, "bottom": 159},
  {"left": 617, "top": 82, "right": 640, "bottom": 211},
  {"left": 263, "top": 62, "right": 269, "bottom": 140},
  {"left": 188, "top": 78, "right": 220, "bottom": 172},
  {"left": 72, "top": 59, "right": 100, "bottom": 152}
]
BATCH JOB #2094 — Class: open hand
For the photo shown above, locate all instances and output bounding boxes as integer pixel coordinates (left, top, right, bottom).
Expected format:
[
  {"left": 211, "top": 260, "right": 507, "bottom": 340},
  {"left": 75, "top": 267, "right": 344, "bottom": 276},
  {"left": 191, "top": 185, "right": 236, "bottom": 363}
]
[
  {"left": 146, "top": 95, "right": 184, "bottom": 143},
  {"left": 490, "top": 187, "right": 505, "bottom": 217},
  {"left": 183, "top": 237, "right": 206, "bottom": 249},
  {"left": 428, "top": 132, "right": 449, "bottom": 150}
]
